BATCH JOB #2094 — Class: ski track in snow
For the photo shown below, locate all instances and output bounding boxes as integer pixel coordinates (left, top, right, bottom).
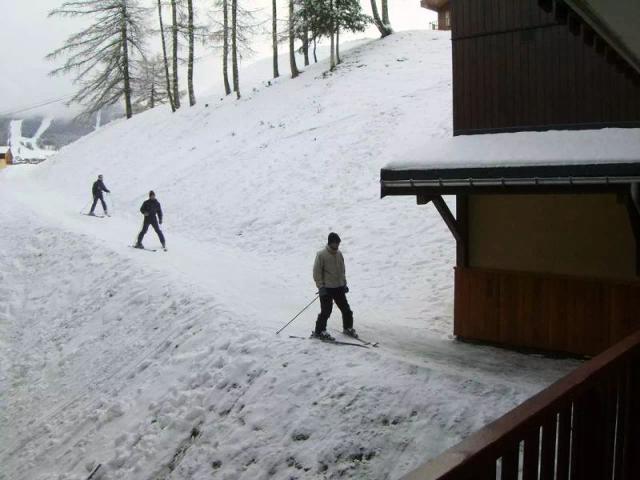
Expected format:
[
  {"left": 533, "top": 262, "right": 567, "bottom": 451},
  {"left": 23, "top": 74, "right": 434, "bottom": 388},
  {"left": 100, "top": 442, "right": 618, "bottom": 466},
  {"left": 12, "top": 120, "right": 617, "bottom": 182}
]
[{"left": 0, "top": 32, "right": 581, "bottom": 480}]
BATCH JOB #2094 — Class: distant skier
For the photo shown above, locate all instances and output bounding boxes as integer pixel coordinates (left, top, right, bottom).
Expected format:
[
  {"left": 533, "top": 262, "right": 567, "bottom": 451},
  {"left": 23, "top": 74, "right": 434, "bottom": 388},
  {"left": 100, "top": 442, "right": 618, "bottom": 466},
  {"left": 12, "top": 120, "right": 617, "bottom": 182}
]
[
  {"left": 312, "top": 232, "right": 357, "bottom": 341},
  {"left": 134, "top": 190, "right": 166, "bottom": 251},
  {"left": 89, "top": 174, "right": 110, "bottom": 216}
]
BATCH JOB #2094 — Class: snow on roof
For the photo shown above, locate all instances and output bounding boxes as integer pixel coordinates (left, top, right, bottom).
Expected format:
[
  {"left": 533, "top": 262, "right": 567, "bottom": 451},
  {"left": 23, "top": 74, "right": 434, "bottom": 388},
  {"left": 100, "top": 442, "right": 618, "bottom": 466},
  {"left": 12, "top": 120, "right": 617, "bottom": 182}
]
[
  {"left": 0, "top": 146, "right": 9, "bottom": 154},
  {"left": 385, "top": 128, "right": 640, "bottom": 171}
]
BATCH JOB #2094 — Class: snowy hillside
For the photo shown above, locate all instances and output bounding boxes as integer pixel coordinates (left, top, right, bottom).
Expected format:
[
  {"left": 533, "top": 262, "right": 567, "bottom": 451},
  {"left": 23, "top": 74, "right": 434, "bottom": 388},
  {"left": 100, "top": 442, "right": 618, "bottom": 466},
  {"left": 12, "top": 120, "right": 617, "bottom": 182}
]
[{"left": 0, "top": 31, "right": 579, "bottom": 480}]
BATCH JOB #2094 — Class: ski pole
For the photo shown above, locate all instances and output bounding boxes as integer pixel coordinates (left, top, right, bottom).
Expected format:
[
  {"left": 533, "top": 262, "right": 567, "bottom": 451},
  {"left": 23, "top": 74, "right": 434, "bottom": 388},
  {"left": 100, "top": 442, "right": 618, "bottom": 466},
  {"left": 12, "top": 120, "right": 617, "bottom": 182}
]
[
  {"left": 80, "top": 199, "right": 92, "bottom": 214},
  {"left": 276, "top": 294, "right": 319, "bottom": 335}
]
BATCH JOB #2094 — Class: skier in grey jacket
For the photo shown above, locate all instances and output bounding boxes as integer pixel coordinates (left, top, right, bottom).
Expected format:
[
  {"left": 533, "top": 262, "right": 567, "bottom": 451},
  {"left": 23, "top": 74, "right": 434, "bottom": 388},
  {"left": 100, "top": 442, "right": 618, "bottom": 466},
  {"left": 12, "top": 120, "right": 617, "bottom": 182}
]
[{"left": 312, "top": 232, "right": 357, "bottom": 341}]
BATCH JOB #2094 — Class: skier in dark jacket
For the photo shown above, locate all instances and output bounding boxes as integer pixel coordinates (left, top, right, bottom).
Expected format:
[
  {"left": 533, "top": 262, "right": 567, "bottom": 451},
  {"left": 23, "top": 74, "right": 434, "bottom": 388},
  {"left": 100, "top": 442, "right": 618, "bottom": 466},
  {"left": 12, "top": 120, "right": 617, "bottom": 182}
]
[
  {"left": 89, "top": 174, "right": 110, "bottom": 216},
  {"left": 135, "top": 191, "right": 166, "bottom": 250}
]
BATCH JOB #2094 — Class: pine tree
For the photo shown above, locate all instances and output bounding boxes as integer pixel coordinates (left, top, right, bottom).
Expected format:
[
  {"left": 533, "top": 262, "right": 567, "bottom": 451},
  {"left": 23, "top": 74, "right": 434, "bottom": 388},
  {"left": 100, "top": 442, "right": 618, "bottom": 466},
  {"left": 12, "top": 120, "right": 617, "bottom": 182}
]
[
  {"left": 133, "top": 55, "right": 172, "bottom": 111},
  {"left": 157, "top": 0, "right": 176, "bottom": 111},
  {"left": 47, "top": 0, "right": 148, "bottom": 119},
  {"left": 210, "top": 1, "right": 261, "bottom": 96},
  {"left": 293, "top": 0, "right": 369, "bottom": 71}
]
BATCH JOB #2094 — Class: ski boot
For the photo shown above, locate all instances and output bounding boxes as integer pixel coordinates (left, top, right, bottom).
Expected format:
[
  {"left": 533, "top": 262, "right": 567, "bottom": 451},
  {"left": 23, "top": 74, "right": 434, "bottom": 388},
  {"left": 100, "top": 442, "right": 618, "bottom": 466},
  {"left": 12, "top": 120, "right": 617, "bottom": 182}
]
[
  {"left": 343, "top": 328, "right": 358, "bottom": 339},
  {"left": 134, "top": 242, "right": 144, "bottom": 249},
  {"left": 311, "top": 331, "right": 335, "bottom": 342}
]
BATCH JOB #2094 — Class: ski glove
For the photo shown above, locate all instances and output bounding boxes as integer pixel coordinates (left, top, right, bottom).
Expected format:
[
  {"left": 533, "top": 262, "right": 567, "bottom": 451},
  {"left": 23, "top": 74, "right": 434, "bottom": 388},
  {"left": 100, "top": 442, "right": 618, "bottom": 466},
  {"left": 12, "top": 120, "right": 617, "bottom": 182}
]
[
  {"left": 318, "top": 287, "right": 329, "bottom": 297},
  {"left": 159, "top": 219, "right": 163, "bottom": 224},
  {"left": 343, "top": 286, "right": 349, "bottom": 294}
]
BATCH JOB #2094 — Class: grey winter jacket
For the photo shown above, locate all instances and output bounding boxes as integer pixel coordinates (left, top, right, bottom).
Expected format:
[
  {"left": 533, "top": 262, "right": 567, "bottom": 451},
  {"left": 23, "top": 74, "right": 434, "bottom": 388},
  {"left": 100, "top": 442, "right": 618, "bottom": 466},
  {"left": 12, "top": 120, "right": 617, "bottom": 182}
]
[{"left": 313, "top": 246, "right": 347, "bottom": 289}]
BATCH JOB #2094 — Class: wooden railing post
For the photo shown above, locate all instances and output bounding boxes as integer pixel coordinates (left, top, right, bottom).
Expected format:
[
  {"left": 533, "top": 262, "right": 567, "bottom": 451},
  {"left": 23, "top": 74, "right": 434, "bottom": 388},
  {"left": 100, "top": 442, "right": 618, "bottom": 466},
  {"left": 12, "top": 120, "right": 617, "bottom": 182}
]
[
  {"left": 398, "top": 331, "right": 640, "bottom": 480},
  {"left": 500, "top": 446, "right": 519, "bottom": 480},
  {"left": 540, "top": 415, "right": 557, "bottom": 480}
]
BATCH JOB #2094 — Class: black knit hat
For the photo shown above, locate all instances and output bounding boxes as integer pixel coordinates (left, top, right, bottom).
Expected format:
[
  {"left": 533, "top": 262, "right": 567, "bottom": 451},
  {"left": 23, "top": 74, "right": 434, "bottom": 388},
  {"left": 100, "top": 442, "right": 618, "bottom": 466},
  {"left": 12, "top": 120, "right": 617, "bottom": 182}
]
[{"left": 328, "top": 232, "right": 341, "bottom": 244}]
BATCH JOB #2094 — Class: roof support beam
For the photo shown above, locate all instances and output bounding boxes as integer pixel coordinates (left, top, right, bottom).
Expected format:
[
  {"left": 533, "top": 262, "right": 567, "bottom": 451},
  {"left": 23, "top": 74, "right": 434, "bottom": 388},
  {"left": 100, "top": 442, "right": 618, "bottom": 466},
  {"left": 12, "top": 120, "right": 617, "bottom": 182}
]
[{"left": 418, "top": 194, "right": 469, "bottom": 267}]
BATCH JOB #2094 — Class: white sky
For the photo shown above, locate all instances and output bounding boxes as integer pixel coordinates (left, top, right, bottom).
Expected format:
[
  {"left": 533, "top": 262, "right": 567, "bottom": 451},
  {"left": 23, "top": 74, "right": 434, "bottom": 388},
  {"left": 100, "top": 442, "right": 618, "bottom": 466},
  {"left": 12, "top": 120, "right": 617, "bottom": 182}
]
[{"left": 0, "top": 0, "right": 435, "bottom": 118}]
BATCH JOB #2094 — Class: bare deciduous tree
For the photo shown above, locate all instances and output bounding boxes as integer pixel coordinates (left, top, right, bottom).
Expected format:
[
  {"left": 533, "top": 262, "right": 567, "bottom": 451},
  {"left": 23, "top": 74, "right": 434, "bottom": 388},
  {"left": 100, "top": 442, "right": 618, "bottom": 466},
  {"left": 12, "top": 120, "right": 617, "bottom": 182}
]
[{"left": 47, "top": 0, "right": 148, "bottom": 119}]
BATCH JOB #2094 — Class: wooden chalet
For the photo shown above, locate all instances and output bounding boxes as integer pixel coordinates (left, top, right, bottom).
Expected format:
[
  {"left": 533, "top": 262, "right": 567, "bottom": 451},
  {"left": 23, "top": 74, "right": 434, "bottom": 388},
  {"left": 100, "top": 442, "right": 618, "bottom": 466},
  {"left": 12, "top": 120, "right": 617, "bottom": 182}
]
[
  {"left": 382, "top": 0, "right": 640, "bottom": 358},
  {"left": 388, "top": 3, "right": 640, "bottom": 478},
  {"left": 421, "top": 0, "right": 451, "bottom": 31}
]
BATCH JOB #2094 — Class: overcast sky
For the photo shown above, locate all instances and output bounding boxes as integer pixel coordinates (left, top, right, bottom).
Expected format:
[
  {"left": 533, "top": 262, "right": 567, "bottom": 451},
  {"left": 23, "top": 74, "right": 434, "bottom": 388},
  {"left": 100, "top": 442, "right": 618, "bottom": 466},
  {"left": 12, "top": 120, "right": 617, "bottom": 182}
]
[{"left": 0, "top": 0, "right": 435, "bottom": 118}]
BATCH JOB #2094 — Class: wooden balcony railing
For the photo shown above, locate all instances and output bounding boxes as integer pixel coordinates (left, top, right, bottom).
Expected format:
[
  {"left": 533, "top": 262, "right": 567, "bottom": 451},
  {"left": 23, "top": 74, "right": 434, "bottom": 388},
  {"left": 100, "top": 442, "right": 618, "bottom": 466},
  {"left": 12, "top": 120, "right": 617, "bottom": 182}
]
[{"left": 400, "top": 329, "right": 640, "bottom": 480}]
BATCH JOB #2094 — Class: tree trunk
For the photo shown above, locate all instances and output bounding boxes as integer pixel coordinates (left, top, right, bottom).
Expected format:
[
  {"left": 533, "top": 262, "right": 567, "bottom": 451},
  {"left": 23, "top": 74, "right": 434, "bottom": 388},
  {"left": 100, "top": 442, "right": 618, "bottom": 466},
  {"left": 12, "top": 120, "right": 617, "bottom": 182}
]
[
  {"left": 158, "top": 0, "right": 175, "bottom": 111},
  {"left": 313, "top": 36, "right": 317, "bottom": 63},
  {"left": 171, "top": 0, "right": 180, "bottom": 108},
  {"left": 382, "top": 0, "right": 390, "bottom": 26},
  {"left": 121, "top": 4, "right": 132, "bottom": 118},
  {"left": 303, "top": 28, "right": 309, "bottom": 66},
  {"left": 222, "top": 0, "right": 231, "bottom": 95},
  {"left": 329, "top": 0, "right": 336, "bottom": 71},
  {"left": 336, "top": 26, "right": 341, "bottom": 65},
  {"left": 370, "top": 0, "right": 392, "bottom": 37},
  {"left": 187, "top": 0, "right": 195, "bottom": 106},
  {"left": 272, "top": 0, "right": 279, "bottom": 78},
  {"left": 231, "top": 0, "right": 240, "bottom": 98},
  {"left": 330, "top": 31, "right": 335, "bottom": 70},
  {"left": 288, "top": 0, "right": 299, "bottom": 78},
  {"left": 150, "top": 81, "right": 156, "bottom": 109}
]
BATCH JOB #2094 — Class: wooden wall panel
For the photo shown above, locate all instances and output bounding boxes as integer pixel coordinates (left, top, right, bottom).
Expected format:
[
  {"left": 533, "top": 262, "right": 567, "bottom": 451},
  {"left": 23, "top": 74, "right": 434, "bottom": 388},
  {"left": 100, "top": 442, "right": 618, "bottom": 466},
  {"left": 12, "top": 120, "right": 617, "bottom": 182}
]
[
  {"left": 451, "top": 0, "right": 640, "bottom": 134},
  {"left": 454, "top": 267, "right": 640, "bottom": 356}
]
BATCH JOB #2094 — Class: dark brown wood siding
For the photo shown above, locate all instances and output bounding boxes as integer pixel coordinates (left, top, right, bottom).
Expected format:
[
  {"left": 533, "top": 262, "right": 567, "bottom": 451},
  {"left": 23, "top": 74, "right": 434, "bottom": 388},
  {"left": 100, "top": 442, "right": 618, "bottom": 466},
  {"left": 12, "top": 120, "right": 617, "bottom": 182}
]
[
  {"left": 454, "top": 267, "right": 640, "bottom": 356},
  {"left": 451, "top": 0, "right": 640, "bottom": 135},
  {"left": 438, "top": 7, "right": 451, "bottom": 30}
]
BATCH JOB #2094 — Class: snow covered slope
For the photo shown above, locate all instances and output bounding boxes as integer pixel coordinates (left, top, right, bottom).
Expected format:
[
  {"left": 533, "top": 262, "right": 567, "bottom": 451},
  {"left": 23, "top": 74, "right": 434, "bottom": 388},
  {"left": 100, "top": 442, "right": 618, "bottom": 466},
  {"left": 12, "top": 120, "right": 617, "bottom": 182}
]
[{"left": 0, "top": 31, "right": 579, "bottom": 480}]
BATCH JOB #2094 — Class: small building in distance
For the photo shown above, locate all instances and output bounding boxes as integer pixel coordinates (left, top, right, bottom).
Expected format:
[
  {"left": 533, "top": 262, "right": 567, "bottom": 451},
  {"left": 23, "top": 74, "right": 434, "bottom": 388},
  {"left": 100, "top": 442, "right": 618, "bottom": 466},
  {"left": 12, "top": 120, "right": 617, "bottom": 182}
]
[
  {"left": 0, "top": 146, "right": 12, "bottom": 168},
  {"left": 421, "top": 0, "right": 451, "bottom": 30}
]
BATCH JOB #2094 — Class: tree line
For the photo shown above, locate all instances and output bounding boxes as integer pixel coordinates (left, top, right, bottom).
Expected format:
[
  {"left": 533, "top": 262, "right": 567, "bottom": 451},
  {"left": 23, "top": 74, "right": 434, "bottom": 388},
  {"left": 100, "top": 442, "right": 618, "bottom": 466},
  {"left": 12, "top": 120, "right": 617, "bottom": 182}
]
[{"left": 47, "top": 0, "right": 393, "bottom": 119}]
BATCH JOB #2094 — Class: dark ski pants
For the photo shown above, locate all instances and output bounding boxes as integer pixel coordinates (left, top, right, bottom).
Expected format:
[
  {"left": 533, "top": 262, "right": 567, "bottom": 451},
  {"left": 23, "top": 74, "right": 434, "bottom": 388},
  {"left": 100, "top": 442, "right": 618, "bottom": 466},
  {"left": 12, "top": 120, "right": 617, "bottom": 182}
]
[
  {"left": 315, "top": 287, "right": 353, "bottom": 334},
  {"left": 137, "top": 217, "right": 165, "bottom": 246},
  {"left": 90, "top": 194, "right": 107, "bottom": 213}
]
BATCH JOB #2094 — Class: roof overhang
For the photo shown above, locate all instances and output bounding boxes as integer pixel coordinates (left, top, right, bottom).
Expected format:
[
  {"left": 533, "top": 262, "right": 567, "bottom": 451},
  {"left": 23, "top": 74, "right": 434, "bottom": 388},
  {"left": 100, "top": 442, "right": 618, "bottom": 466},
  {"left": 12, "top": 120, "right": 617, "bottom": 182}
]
[
  {"left": 381, "top": 128, "right": 640, "bottom": 197},
  {"left": 421, "top": 0, "right": 449, "bottom": 12},
  {"left": 381, "top": 163, "right": 640, "bottom": 197},
  {"left": 566, "top": 0, "right": 640, "bottom": 75}
]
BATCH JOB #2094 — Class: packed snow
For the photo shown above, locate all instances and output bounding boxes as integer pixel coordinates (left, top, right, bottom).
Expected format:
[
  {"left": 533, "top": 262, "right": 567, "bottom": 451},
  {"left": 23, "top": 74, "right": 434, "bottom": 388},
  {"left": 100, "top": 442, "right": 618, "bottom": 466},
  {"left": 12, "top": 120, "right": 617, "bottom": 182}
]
[
  {"left": 385, "top": 127, "right": 640, "bottom": 171},
  {"left": 0, "top": 31, "right": 580, "bottom": 480}
]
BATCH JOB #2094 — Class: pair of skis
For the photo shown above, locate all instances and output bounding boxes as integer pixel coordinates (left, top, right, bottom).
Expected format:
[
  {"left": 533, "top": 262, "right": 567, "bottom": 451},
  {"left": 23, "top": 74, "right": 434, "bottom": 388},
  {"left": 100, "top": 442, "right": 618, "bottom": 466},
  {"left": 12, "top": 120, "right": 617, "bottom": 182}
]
[
  {"left": 129, "top": 245, "right": 166, "bottom": 253},
  {"left": 290, "top": 330, "right": 379, "bottom": 349}
]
